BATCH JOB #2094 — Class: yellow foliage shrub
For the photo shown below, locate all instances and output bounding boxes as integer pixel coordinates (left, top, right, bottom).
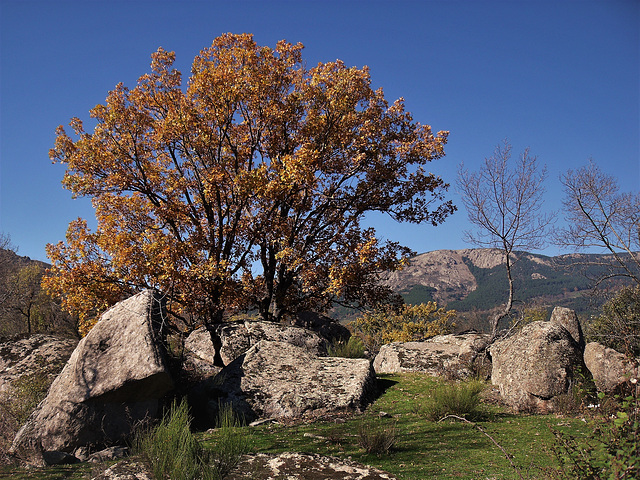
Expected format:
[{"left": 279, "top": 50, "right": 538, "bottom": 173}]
[{"left": 350, "top": 302, "right": 455, "bottom": 352}]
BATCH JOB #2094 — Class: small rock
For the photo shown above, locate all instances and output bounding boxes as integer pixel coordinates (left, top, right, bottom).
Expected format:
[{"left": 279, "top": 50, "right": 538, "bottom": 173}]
[{"left": 88, "top": 446, "right": 129, "bottom": 463}]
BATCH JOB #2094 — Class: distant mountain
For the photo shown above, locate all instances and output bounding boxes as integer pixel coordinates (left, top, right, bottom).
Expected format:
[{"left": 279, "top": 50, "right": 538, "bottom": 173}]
[{"left": 382, "top": 248, "right": 631, "bottom": 329}]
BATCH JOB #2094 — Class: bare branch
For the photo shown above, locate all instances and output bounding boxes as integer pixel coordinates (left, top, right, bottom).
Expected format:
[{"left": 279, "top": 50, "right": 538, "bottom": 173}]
[
  {"left": 556, "top": 161, "right": 640, "bottom": 287},
  {"left": 457, "top": 140, "right": 555, "bottom": 337}
]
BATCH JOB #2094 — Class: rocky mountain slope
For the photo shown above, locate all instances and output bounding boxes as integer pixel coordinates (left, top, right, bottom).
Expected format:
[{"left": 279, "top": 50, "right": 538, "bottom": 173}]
[{"left": 385, "top": 248, "right": 623, "bottom": 318}]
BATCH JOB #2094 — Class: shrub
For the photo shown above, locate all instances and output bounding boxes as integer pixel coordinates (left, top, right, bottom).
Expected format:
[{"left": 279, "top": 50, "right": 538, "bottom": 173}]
[
  {"left": 357, "top": 417, "right": 397, "bottom": 456},
  {"left": 510, "top": 305, "right": 548, "bottom": 331},
  {"left": 350, "top": 302, "right": 455, "bottom": 353},
  {"left": 552, "top": 367, "right": 599, "bottom": 415},
  {"left": 586, "top": 285, "right": 640, "bottom": 357},
  {"left": 5, "top": 371, "right": 51, "bottom": 425},
  {"left": 328, "top": 336, "right": 366, "bottom": 358},
  {"left": 136, "top": 399, "right": 252, "bottom": 480},
  {"left": 208, "top": 402, "right": 252, "bottom": 479},
  {"left": 551, "top": 387, "right": 639, "bottom": 479},
  {"left": 418, "top": 379, "right": 485, "bottom": 421}
]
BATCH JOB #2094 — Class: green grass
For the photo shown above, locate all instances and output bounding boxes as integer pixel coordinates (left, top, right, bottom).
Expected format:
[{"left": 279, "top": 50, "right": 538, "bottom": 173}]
[
  {"left": 1, "top": 373, "right": 594, "bottom": 479},
  {"left": 205, "top": 374, "right": 593, "bottom": 479},
  {"left": 0, "top": 464, "right": 94, "bottom": 480}
]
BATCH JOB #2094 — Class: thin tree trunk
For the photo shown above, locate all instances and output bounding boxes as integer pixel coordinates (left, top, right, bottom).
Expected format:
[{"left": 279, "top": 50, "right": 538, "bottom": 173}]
[{"left": 490, "top": 252, "right": 514, "bottom": 339}]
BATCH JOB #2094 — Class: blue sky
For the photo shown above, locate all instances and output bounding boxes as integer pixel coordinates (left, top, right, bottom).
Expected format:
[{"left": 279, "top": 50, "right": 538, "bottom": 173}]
[{"left": 1, "top": 0, "right": 638, "bottom": 262}]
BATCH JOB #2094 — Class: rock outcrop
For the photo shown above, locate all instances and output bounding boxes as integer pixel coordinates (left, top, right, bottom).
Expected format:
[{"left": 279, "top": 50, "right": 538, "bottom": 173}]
[
  {"left": 0, "top": 334, "right": 77, "bottom": 397},
  {"left": 215, "top": 321, "right": 328, "bottom": 366},
  {"left": 490, "top": 321, "right": 584, "bottom": 412},
  {"left": 0, "top": 335, "right": 77, "bottom": 464},
  {"left": 11, "top": 290, "right": 174, "bottom": 465},
  {"left": 291, "top": 311, "right": 351, "bottom": 345},
  {"left": 373, "top": 334, "right": 490, "bottom": 378},
  {"left": 90, "top": 453, "right": 398, "bottom": 480},
  {"left": 199, "top": 340, "right": 376, "bottom": 424},
  {"left": 227, "top": 453, "right": 399, "bottom": 479},
  {"left": 550, "top": 306, "right": 585, "bottom": 351},
  {"left": 583, "top": 342, "right": 639, "bottom": 393}
]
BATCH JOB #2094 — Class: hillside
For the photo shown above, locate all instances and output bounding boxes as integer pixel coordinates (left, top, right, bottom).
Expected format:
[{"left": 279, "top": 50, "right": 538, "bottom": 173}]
[{"left": 382, "top": 248, "right": 629, "bottom": 329}]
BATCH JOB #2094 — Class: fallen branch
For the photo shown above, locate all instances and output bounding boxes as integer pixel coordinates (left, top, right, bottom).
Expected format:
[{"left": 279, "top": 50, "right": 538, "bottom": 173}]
[{"left": 439, "top": 414, "right": 525, "bottom": 480}]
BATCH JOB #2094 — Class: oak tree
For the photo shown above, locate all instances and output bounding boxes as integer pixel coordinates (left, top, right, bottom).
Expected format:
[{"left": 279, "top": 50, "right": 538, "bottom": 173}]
[
  {"left": 45, "top": 34, "right": 454, "bottom": 334},
  {"left": 457, "top": 141, "right": 554, "bottom": 337}
]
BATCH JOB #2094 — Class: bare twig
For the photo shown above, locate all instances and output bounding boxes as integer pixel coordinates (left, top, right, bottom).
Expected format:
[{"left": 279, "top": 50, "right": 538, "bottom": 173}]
[{"left": 439, "top": 414, "right": 525, "bottom": 480}]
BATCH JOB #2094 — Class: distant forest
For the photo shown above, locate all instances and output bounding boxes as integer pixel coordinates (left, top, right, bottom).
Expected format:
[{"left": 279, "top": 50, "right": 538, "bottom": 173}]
[{"left": 394, "top": 252, "right": 633, "bottom": 332}]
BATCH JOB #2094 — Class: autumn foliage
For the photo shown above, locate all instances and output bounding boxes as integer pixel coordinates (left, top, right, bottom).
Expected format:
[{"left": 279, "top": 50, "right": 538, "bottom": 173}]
[
  {"left": 350, "top": 302, "right": 456, "bottom": 352},
  {"left": 44, "top": 34, "right": 454, "bottom": 333}
]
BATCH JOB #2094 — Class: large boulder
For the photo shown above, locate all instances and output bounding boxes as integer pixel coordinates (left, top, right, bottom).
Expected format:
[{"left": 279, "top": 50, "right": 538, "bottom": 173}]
[
  {"left": 199, "top": 340, "right": 376, "bottom": 424},
  {"left": 583, "top": 342, "right": 639, "bottom": 394},
  {"left": 215, "top": 320, "right": 328, "bottom": 366},
  {"left": 489, "top": 321, "right": 584, "bottom": 413},
  {"left": 181, "top": 327, "right": 222, "bottom": 380},
  {"left": 11, "top": 290, "right": 174, "bottom": 465},
  {"left": 373, "top": 334, "right": 490, "bottom": 379}
]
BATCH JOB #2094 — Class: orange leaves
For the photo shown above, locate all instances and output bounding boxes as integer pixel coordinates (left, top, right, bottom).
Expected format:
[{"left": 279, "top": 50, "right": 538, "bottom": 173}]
[{"left": 47, "top": 33, "right": 454, "bottom": 331}]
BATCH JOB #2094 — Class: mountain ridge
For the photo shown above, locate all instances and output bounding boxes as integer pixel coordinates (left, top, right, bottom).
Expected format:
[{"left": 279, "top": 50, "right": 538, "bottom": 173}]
[{"left": 387, "top": 248, "right": 627, "bottom": 321}]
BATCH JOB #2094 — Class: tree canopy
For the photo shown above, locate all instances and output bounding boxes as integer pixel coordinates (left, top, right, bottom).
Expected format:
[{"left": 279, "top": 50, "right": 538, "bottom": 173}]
[{"left": 44, "top": 34, "right": 454, "bottom": 333}]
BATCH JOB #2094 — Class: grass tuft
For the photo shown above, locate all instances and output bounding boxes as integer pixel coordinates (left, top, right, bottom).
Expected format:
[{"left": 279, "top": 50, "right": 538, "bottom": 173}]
[
  {"left": 135, "top": 398, "right": 211, "bottom": 480},
  {"left": 418, "top": 379, "right": 485, "bottom": 421},
  {"left": 328, "top": 336, "right": 366, "bottom": 358},
  {"left": 357, "top": 418, "right": 397, "bottom": 456}
]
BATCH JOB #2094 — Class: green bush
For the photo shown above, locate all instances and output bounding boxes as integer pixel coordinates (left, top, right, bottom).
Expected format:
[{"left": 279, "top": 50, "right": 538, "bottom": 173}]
[
  {"left": 418, "top": 379, "right": 485, "bottom": 421},
  {"left": 6, "top": 372, "right": 51, "bottom": 424},
  {"left": 136, "top": 399, "right": 252, "bottom": 480},
  {"left": 551, "top": 388, "right": 639, "bottom": 479},
  {"left": 208, "top": 402, "right": 252, "bottom": 479},
  {"left": 586, "top": 285, "right": 640, "bottom": 357},
  {"left": 328, "top": 336, "right": 366, "bottom": 358}
]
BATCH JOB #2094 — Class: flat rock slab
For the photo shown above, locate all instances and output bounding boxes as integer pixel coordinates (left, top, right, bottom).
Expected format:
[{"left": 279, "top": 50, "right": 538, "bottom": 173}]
[
  {"left": 227, "top": 453, "right": 399, "bottom": 479},
  {"left": 373, "top": 334, "right": 489, "bottom": 378},
  {"left": 207, "top": 340, "right": 376, "bottom": 423},
  {"left": 11, "top": 290, "right": 174, "bottom": 464},
  {"left": 90, "top": 454, "right": 397, "bottom": 480},
  {"left": 91, "top": 460, "right": 153, "bottom": 480}
]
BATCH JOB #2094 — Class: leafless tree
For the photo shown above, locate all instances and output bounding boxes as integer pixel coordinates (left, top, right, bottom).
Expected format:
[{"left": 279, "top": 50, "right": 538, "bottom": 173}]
[
  {"left": 457, "top": 141, "right": 555, "bottom": 338},
  {"left": 556, "top": 160, "right": 640, "bottom": 287}
]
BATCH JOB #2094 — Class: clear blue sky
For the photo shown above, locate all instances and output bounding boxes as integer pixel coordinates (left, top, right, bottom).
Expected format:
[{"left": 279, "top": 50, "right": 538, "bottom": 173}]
[{"left": 1, "top": 0, "right": 638, "bottom": 262}]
